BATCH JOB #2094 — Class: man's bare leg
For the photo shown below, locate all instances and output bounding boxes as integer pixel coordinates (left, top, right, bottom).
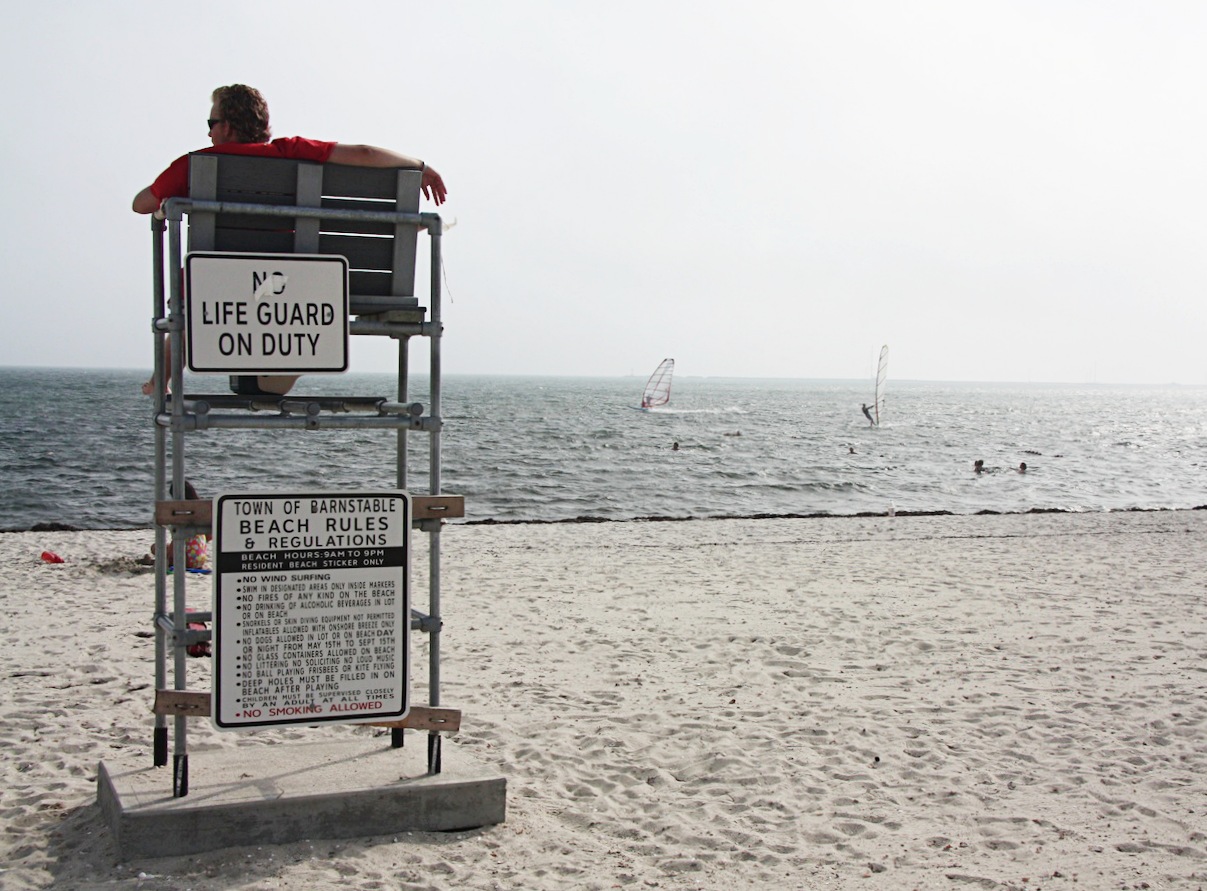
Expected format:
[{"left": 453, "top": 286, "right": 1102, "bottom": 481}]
[{"left": 255, "top": 375, "right": 301, "bottom": 395}]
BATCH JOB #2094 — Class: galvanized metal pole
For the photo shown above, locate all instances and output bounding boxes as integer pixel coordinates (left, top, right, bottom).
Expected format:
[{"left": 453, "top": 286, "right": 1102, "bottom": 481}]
[
  {"left": 391, "top": 335, "right": 409, "bottom": 750},
  {"left": 398, "top": 337, "right": 409, "bottom": 489},
  {"left": 167, "top": 218, "right": 189, "bottom": 797},
  {"left": 151, "top": 217, "right": 169, "bottom": 768},
  {"left": 427, "top": 224, "right": 443, "bottom": 773}
]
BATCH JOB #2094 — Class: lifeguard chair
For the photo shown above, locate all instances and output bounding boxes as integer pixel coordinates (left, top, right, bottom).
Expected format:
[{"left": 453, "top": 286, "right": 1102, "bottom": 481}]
[{"left": 98, "top": 153, "right": 503, "bottom": 857}]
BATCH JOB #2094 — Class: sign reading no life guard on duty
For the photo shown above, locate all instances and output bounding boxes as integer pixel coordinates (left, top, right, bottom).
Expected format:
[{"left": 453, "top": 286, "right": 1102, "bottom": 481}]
[
  {"left": 212, "top": 491, "right": 410, "bottom": 730},
  {"left": 185, "top": 252, "right": 349, "bottom": 374}
]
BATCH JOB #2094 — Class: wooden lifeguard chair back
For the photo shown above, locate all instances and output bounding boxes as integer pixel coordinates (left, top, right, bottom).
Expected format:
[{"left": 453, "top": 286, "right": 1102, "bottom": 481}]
[{"left": 186, "top": 153, "right": 424, "bottom": 315}]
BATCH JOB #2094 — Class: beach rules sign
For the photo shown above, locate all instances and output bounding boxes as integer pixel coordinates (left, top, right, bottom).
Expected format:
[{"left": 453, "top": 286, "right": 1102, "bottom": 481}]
[
  {"left": 184, "top": 252, "right": 349, "bottom": 374},
  {"left": 211, "top": 491, "right": 410, "bottom": 729}
]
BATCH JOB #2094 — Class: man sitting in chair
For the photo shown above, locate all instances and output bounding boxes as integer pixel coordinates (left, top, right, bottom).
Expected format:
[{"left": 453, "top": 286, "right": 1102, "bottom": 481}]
[{"left": 133, "top": 83, "right": 448, "bottom": 397}]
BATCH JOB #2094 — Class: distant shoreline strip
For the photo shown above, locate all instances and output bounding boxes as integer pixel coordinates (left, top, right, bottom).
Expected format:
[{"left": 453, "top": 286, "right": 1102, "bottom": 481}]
[{"left": 5, "top": 504, "right": 1205, "bottom": 534}]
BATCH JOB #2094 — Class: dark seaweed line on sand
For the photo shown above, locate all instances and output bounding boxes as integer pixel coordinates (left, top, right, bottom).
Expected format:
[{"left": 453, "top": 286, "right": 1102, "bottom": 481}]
[
  {"left": 463, "top": 505, "right": 1207, "bottom": 526},
  {"left": 5, "top": 505, "right": 1205, "bottom": 534}
]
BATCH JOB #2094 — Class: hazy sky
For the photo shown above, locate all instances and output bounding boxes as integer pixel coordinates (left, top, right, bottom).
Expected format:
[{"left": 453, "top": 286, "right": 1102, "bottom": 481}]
[{"left": 3, "top": 1, "right": 1205, "bottom": 384}]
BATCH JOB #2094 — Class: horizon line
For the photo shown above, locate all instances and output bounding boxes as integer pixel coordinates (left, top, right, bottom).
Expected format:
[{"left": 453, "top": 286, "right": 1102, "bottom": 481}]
[{"left": 1, "top": 364, "right": 1203, "bottom": 389}]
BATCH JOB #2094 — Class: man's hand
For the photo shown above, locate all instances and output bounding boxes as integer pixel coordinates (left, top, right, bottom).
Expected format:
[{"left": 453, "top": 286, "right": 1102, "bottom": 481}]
[{"left": 422, "top": 165, "right": 447, "bottom": 205}]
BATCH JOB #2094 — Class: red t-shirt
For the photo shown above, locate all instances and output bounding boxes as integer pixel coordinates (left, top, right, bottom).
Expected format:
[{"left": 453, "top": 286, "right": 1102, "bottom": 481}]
[{"left": 150, "top": 137, "right": 336, "bottom": 201}]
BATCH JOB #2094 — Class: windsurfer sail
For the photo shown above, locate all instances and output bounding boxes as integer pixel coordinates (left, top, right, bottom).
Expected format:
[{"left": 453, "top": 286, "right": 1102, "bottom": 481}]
[
  {"left": 640, "top": 359, "right": 674, "bottom": 410},
  {"left": 873, "top": 345, "right": 889, "bottom": 426}
]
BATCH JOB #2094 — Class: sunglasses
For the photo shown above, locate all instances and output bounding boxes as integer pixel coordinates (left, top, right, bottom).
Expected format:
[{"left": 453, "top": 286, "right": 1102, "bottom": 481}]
[{"left": 207, "top": 118, "right": 224, "bottom": 129}]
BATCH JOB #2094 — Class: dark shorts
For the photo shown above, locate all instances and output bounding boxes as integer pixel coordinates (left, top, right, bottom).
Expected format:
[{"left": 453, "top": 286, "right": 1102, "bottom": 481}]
[{"left": 229, "top": 375, "right": 275, "bottom": 396}]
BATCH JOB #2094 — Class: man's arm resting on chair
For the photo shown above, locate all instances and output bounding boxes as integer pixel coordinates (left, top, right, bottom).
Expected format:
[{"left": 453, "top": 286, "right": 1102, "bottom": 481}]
[
  {"left": 131, "top": 144, "right": 447, "bottom": 212},
  {"left": 132, "top": 186, "right": 160, "bottom": 215},
  {"left": 328, "top": 144, "right": 447, "bottom": 205}
]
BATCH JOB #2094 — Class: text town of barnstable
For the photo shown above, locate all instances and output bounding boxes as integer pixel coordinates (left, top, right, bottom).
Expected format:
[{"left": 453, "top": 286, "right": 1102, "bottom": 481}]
[{"left": 233, "top": 497, "right": 402, "bottom": 550}]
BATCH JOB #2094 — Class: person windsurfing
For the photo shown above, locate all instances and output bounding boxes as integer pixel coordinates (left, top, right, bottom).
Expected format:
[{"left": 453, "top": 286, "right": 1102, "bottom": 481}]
[{"left": 861, "top": 403, "right": 875, "bottom": 426}]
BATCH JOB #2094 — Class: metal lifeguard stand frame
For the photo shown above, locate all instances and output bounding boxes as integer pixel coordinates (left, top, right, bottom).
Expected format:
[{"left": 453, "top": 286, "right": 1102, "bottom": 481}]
[{"left": 147, "top": 154, "right": 462, "bottom": 798}]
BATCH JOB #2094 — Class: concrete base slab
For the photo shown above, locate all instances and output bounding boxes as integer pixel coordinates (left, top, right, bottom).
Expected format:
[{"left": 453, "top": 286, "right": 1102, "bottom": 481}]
[{"left": 98, "top": 737, "right": 506, "bottom": 859}]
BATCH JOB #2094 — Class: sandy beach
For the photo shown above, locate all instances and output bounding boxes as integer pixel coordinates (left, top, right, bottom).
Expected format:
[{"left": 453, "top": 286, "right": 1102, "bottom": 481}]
[{"left": 2, "top": 509, "right": 1205, "bottom": 890}]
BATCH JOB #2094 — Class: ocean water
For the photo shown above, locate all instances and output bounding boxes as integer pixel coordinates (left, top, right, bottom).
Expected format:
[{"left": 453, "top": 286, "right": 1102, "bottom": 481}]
[{"left": 1, "top": 367, "right": 1205, "bottom": 530}]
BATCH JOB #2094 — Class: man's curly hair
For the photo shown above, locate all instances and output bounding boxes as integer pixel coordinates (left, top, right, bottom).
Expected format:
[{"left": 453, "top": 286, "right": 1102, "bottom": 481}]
[{"left": 212, "top": 84, "right": 271, "bottom": 143}]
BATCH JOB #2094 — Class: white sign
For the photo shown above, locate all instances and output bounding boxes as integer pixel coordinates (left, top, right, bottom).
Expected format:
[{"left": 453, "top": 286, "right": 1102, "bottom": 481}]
[
  {"left": 212, "top": 491, "right": 410, "bottom": 730},
  {"left": 185, "top": 252, "right": 349, "bottom": 373}
]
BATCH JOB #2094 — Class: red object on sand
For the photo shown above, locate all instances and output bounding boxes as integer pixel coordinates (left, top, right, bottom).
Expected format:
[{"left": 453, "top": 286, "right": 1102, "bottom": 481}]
[
  {"left": 185, "top": 607, "right": 211, "bottom": 658},
  {"left": 40, "top": 550, "right": 64, "bottom": 564}
]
